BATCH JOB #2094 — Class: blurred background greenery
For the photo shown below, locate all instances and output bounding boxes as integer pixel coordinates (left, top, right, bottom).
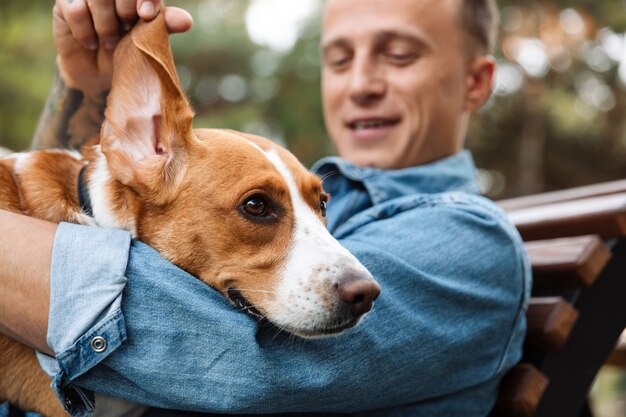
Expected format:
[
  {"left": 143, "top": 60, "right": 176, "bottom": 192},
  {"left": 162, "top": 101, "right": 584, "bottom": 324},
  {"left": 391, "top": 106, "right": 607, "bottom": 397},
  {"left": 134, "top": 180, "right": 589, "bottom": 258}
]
[
  {"left": 0, "top": 0, "right": 625, "bottom": 414},
  {"left": 2, "top": 0, "right": 626, "bottom": 200}
]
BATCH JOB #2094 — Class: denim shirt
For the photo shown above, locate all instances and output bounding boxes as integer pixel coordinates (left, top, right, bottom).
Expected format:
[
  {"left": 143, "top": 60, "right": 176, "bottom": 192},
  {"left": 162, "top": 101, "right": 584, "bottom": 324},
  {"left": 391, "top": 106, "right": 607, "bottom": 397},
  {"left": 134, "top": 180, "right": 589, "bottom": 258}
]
[{"left": 17, "top": 151, "right": 529, "bottom": 417}]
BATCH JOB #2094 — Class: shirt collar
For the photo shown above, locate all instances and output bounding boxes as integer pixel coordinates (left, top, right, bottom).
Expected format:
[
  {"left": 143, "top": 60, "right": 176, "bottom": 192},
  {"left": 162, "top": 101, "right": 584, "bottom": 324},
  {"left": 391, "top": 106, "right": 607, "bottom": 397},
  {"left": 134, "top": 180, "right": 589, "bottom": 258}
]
[{"left": 311, "top": 150, "right": 481, "bottom": 205}]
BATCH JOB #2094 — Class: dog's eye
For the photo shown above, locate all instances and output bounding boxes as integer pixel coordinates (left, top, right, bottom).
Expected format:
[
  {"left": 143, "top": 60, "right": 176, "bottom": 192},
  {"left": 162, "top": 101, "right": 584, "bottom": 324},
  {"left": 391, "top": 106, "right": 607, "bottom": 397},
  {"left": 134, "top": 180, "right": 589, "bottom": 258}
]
[
  {"left": 243, "top": 196, "right": 268, "bottom": 217},
  {"left": 320, "top": 195, "right": 328, "bottom": 217},
  {"left": 239, "top": 193, "right": 280, "bottom": 224}
]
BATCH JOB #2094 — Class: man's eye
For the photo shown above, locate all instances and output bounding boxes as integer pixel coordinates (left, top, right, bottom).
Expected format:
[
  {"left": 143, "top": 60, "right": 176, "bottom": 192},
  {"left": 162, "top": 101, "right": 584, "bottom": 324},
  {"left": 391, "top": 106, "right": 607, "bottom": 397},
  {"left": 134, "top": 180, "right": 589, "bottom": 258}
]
[
  {"left": 330, "top": 57, "right": 351, "bottom": 68},
  {"left": 325, "top": 51, "right": 352, "bottom": 69},
  {"left": 385, "top": 52, "right": 417, "bottom": 64}
]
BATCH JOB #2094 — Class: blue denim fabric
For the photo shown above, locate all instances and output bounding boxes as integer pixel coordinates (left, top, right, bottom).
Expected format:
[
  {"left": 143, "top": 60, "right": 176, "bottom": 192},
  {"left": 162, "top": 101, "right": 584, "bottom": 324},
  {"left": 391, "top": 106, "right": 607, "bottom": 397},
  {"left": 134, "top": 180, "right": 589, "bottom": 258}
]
[
  {"left": 32, "top": 150, "right": 530, "bottom": 416},
  {"left": 0, "top": 401, "right": 42, "bottom": 417}
]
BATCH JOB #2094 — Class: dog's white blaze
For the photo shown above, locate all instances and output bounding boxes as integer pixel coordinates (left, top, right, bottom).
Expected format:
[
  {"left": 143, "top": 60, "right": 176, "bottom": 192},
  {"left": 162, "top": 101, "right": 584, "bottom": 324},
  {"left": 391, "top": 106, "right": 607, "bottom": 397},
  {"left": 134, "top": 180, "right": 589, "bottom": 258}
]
[
  {"left": 11, "top": 153, "right": 31, "bottom": 174},
  {"left": 89, "top": 147, "right": 137, "bottom": 236},
  {"left": 262, "top": 149, "right": 371, "bottom": 330}
]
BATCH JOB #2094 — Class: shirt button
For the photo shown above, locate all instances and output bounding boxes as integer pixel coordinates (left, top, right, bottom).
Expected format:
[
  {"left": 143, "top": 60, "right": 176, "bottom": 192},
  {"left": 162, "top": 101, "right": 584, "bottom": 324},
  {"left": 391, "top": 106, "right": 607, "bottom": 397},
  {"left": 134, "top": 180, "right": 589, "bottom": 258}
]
[{"left": 90, "top": 336, "right": 107, "bottom": 353}]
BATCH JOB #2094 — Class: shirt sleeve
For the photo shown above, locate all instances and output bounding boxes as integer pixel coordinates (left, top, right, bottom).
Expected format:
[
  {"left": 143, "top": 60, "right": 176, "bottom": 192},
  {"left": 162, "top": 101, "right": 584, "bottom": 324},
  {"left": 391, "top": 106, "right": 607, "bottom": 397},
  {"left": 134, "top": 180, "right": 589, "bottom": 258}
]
[
  {"left": 36, "top": 223, "right": 132, "bottom": 417},
  {"left": 41, "top": 197, "right": 529, "bottom": 417}
]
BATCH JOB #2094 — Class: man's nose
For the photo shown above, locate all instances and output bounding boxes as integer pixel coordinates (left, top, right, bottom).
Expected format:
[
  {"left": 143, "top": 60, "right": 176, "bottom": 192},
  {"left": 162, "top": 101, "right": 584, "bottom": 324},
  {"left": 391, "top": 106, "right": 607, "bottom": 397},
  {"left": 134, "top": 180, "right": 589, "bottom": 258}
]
[{"left": 348, "top": 57, "right": 386, "bottom": 106}]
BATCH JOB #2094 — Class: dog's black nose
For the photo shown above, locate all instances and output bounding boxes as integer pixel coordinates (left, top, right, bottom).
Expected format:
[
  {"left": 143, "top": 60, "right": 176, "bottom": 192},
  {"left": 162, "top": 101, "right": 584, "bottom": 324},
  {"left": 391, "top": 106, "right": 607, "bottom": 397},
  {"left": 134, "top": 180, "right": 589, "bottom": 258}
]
[{"left": 336, "top": 278, "right": 381, "bottom": 317}]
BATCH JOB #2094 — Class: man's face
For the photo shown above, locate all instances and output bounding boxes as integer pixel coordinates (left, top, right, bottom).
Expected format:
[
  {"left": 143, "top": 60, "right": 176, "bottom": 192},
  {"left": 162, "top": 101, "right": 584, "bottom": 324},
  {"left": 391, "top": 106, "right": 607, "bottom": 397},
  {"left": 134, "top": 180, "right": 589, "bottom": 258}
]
[{"left": 321, "top": 0, "right": 483, "bottom": 169}]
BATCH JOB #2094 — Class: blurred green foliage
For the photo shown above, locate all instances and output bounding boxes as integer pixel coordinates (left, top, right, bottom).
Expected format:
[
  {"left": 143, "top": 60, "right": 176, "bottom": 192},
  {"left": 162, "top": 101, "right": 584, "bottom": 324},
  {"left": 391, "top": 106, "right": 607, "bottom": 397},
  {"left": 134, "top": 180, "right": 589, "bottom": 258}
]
[
  {"left": 0, "top": 0, "right": 57, "bottom": 151},
  {"left": 1, "top": 0, "right": 626, "bottom": 199}
]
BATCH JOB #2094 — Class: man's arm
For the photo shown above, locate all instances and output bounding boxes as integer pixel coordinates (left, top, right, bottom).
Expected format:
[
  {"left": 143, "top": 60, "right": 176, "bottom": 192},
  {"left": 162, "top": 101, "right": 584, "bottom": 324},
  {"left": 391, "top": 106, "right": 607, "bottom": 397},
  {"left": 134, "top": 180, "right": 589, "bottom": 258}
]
[
  {"left": 35, "top": 197, "right": 528, "bottom": 416},
  {"left": 0, "top": 210, "right": 55, "bottom": 354},
  {"left": 31, "top": 73, "right": 107, "bottom": 150}
]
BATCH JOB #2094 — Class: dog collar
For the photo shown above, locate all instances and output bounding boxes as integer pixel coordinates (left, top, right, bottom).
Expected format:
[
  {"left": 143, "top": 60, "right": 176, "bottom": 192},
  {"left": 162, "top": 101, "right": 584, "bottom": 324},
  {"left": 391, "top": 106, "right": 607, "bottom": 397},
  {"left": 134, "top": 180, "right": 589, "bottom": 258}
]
[{"left": 77, "top": 165, "right": 94, "bottom": 217}]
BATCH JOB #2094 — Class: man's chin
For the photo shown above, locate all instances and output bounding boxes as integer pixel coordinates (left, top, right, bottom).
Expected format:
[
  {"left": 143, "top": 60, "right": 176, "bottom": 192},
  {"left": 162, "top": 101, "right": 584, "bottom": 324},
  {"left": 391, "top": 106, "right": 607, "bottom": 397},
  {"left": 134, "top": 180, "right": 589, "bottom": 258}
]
[{"left": 340, "top": 151, "right": 399, "bottom": 169}]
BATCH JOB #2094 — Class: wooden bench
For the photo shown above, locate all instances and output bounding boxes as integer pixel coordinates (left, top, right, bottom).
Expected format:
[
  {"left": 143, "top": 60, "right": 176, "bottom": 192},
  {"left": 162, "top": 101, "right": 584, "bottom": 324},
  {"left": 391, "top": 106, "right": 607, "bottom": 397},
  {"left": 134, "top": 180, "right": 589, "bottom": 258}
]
[
  {"left": 490, "top": 179, "right": 626, "bottom": 417},
  {"left": 605, "top": 330, "right": 626, "bottom": 368}
]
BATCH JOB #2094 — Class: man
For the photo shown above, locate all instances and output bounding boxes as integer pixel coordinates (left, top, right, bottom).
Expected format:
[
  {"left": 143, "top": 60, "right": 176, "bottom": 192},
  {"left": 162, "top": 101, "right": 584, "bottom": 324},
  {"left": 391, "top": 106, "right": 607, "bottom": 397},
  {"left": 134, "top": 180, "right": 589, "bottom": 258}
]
[{"left": 0, "top": 0, "right": 530, "bottom": 416}]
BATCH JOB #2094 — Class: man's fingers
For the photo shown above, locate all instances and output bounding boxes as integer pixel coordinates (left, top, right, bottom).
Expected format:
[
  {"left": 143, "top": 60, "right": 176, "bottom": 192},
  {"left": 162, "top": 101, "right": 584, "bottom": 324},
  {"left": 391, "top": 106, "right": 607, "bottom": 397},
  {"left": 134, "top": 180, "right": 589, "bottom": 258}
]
[
  {"left": 115, "top": 0, "right": 138, "bottom": 31},
  {"left": 163, "top": 7, "right": 193, "bottom": 34},
  {"left": 134, "top": 0, "right": 191, "bottom": 34},
  {"left": 52, "top": 4, "right": 81, "bottom": 55},
  {"left": 58, "top": 0, "right": 98, "bottom": 50},
  {"left": 55, "top": 0, "right": 191, "bottom": 54},
  {"left": 87, "top": 0, "right": 121, "bottom": 50},
  {"left": 136, "top": 0, "right": 161, "bottom": 20}
]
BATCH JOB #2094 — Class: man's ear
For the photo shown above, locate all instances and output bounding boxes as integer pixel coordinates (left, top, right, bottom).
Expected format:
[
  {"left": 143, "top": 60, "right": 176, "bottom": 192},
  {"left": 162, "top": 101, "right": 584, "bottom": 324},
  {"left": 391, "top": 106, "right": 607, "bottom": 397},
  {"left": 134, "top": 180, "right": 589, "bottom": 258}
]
[
  {"left": 100, "top": 13, "right": 194, "bottom": 205},
  {"left": 464, "top": 56, "right": 496, "bottom": 111}
]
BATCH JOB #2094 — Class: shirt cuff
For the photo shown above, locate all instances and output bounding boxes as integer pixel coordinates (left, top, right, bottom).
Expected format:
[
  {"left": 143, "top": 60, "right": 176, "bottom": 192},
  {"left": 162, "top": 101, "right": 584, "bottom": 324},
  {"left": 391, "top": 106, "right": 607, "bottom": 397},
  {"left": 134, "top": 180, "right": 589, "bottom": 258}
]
[{"left": 36, "top": 222, "right": 132, "bottom": 417}]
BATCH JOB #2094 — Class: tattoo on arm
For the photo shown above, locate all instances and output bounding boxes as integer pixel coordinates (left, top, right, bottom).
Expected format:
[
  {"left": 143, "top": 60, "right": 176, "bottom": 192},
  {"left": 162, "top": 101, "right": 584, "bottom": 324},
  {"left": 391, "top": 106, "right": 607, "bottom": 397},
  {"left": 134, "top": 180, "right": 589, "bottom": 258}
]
[{"left": 31, "top": 72, "right": 108, "bottom": 150}]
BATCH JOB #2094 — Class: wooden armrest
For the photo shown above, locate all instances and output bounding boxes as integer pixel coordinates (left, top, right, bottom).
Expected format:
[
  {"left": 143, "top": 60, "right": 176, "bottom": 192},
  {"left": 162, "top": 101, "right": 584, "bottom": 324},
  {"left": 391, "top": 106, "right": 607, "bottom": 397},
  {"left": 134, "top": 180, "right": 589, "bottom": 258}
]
[
  {"left": 526, "top": 235, "right": 612, "bottom": 289},
  {"left": 606, "top": 345, "right": 626, "bottom": 368},
  {"left": 496, "top": 234, "right": 626, "bottom": 417},
  {"left": 526, "top": 297, "right": 579, "bottom": 352},
  {"left": 505, "top": 193, "right": 626, "bottom": 241},
  {"left": 605, "top": 329, "right": 626, "bottom": 368},
  {"left": 498, "top": 179, "right": 626, "bottom": 212},
  {"left": 491, "top": 363, "right": 549, "bottom": 417}
]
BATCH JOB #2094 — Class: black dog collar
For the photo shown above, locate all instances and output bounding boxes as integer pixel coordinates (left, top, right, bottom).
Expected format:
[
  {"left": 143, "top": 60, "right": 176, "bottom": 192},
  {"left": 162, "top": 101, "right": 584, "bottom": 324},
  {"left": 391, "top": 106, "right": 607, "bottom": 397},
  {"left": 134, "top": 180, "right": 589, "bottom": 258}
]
[{"left": 77, "top": 165, "right": 94, "bottom": 217}]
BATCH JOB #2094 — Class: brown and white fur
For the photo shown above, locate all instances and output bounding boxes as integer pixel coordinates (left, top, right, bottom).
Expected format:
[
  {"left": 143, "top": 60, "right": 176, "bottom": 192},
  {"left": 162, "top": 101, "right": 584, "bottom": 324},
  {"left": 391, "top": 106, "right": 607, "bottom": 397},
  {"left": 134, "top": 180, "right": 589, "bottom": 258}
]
[{"left": 0, "top": 14, "right": 379, "bottom": 417}]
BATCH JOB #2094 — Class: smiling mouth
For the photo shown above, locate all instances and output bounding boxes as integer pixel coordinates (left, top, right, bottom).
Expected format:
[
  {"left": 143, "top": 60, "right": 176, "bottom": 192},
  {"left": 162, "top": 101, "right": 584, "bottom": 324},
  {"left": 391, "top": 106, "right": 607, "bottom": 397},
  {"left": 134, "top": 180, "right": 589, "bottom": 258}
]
[
  {"left": 227, "top": 288, "right": 265, "bottom": 321},
  {"left": 348, "top": 118, "right": 400, "bottom": 130}
]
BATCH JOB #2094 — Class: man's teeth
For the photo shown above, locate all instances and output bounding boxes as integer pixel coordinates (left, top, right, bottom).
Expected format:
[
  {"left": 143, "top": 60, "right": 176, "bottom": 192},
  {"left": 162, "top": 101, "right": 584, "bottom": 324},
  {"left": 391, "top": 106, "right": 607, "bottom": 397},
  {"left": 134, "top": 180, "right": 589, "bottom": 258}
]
[{"left": 353, "top": 120, "right": 389, "bottom": 129}]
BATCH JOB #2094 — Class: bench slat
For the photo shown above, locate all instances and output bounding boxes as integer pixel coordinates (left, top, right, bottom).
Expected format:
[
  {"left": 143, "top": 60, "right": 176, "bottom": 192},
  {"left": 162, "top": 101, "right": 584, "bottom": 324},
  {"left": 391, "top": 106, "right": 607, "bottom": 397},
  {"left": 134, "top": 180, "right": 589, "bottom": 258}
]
[
  {"left": 525, "top": 297, "right": 579, "bottom": 352},
  {"left": 493, "top": 182, "right": 626, "bottom": 417},
  {"left": 491, "top": 363, "right": 549, "bottom": 417},
  {"left": 525, "top": 235, "right": 612, "bottom": 289},
  {"left": 498, "top": 179, "right": 626, "bottom": 212},
  {"left": 506, "top": 193, "right": 626, "bottom": 241}
]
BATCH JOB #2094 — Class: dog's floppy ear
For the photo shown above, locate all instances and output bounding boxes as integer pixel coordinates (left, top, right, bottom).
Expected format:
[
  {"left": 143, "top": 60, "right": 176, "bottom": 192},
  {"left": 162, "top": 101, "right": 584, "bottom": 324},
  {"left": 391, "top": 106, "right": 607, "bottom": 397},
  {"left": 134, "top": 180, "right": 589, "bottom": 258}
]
[{"left": 101, "top": 13, "right": 194, "bottom": 205}]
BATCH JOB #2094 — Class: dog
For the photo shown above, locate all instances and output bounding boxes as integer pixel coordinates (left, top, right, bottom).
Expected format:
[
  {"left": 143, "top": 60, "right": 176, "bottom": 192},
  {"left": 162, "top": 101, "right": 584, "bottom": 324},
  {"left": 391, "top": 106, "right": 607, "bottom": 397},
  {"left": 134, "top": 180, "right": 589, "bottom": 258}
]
[{"left": 0, "top": 14, "right": 380, "bottom": 417}]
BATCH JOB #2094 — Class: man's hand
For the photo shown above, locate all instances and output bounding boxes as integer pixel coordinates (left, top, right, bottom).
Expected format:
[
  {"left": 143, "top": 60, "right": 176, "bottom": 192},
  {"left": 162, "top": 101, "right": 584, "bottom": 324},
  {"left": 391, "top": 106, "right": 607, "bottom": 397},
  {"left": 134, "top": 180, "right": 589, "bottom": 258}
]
[{"left": 53, "top": 0, "right": 193, "bottom": 94}]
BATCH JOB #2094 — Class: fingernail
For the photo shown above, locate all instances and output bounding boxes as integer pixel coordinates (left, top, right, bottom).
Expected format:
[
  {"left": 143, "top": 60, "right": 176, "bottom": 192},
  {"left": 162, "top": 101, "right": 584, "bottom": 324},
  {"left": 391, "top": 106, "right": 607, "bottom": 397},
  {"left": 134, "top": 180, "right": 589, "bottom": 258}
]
[
  {"left": 139, "top": 1, "right": 155, "bottom": 18},
  {"left": 86, "top": 41, "right": 98, "bottom": 50}
]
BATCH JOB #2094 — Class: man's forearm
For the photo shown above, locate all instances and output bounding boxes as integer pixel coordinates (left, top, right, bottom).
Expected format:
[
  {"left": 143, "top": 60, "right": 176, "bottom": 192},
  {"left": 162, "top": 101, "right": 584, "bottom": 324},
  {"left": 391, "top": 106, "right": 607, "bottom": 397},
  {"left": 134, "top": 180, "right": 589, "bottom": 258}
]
[
  {"left": 31, "top": 69, "right": 108, "bottom": 150},
  {"left": 0, "top": 210, "right": 56, "bottom": 355}
]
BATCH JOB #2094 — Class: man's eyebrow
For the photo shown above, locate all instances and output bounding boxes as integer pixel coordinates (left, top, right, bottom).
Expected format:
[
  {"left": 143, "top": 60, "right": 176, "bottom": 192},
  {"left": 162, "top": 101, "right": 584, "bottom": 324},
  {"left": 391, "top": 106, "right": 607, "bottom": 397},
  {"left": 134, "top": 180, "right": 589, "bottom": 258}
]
[
  {"left": 321, "top": 30, "right": 432, "bottom": 55},
  {"left": 374, "top": 30, "right": 431, "bottom": 49}
]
